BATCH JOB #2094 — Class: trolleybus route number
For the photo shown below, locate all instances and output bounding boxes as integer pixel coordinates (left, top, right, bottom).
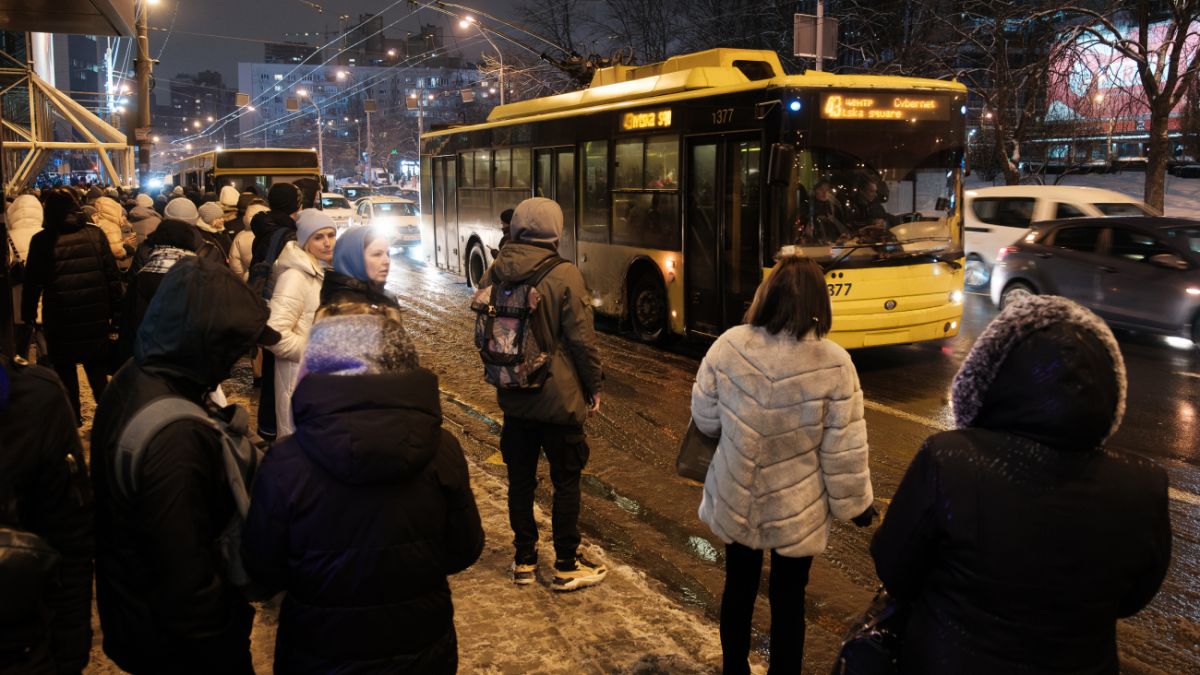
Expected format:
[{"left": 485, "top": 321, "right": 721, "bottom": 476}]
[
  {"left": 827, "top": 283, "right": 852, "bottom": 297},
  {"left": 712, "top": 108, "right": 735, "bottom": 125}
]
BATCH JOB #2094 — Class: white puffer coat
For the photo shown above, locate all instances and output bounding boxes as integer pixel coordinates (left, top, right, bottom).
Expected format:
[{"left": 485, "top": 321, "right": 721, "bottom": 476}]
[
  {"left": 266, "top": 241, "right": 325, "bottom": 437},
  {"left": 693, "top": 325, "right": 873, "bottom": 558},
  {"left": 7, "top": 195, "right": 43, "bottom": 322},
  {"left": 91, "top": 196, "right": 130, "bottom": 260}
]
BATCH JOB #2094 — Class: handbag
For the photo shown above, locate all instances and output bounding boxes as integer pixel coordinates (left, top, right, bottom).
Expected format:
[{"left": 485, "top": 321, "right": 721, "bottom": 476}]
[
  {"left": 675, "top": 420, "right": 719, "bottom": 482},
  {"left": 7, "top": 233, "right": 24, "bottom": 285},
  {"left": 830, "top": 588, "right": 907, "bottom": 675}
]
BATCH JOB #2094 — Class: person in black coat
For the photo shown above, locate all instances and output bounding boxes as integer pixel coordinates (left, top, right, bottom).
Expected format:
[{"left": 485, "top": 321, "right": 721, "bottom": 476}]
[
  {"left": 243, "top": 304, "right": 483, "bottom": 673},
  {"left": 89, "top": 257, "right": 277, "bottom": 674},
  {"left": 114, "top": 220, "right": 198, "bottom": 372},
  {"left": 21, "top": 188, "right": 122, "bottom": 423},
  {"left": 871, "top": 294, "right": 1172, "bottom": 675},
  {"left": 0, "top": 354, "right": 93, "bottom": 674}
]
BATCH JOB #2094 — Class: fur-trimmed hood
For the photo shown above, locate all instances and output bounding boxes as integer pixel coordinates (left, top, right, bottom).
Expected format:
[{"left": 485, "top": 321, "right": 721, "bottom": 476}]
[{"left": 951, "top": 295, "right": 1126, "bottom": 451}]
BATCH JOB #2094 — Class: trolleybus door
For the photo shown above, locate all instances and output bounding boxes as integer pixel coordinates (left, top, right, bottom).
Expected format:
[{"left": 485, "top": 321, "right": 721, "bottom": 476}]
[
  {"left": 685, "top": 135, "right": 762, "bottom": 336},
  {"left": 433, "top": 156, "right": 458, "bottom": 273},
  {"left": 534, "top": 147, "right": 577, "bottom": 263}
]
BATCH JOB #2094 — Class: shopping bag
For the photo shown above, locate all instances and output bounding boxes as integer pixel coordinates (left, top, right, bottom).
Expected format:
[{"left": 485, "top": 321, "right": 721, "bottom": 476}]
[{"left": 675, "top": 420, "right": 718, "bottom": 482}]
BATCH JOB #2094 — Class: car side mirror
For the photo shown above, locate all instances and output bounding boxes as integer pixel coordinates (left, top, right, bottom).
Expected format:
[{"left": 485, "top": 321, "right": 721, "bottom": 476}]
[
  {"left": 1149, "top": 252, "right": 1189, "bottom": 270},
  {"left": 935, "top": 196, "right": 950, "bottom": 212}
]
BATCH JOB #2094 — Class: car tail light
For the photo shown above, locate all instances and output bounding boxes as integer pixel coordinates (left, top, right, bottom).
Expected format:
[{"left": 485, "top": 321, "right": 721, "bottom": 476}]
[{"left": 996, "top": 246, "right": 1017, "bottom": 262}]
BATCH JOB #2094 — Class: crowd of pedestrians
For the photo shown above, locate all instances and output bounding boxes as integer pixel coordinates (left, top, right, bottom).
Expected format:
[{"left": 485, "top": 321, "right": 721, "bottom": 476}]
[{"left": 0, "top": 183, "right": 1174, "bottom": 675}]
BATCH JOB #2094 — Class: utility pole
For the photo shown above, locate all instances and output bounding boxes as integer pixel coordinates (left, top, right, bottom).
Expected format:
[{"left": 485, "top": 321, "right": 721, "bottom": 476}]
[
  {"left": 365, "top": 98, "right": 377, "bottom": 185},
  {"left": 132, "top": 0, "right": 154, "bottom": 185},
  {"left": 815, "top": 0, "right": 825, "bottom": 72}
]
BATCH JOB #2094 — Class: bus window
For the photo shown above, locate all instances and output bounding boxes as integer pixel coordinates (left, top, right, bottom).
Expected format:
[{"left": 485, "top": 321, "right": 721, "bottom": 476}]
[
  {"left": 611, "top": 135, "right": 680, "bottom": 250},
  {"left": 580, "top": 141, "right": 609, "bottom": 242},
  {"left": 474, "top": 150, "right": 492, "bottom": 188},
  {"left": 535, "top": 150, "right": 552, "bottom": 197},
  {"left": 615, "top": 139, "right": 643, "bottom": 190},
  {"left": 512, "top": 148, "right": 531, "bottom": 188},
  {"left": 645, "top": 136, "right": 678, "bottom": 188},
  {"left": 494, "top": 149, "right": 512, "bottom": 188},
  {"left": 459, "top": 152, "right": 475, "bottom": 188}
]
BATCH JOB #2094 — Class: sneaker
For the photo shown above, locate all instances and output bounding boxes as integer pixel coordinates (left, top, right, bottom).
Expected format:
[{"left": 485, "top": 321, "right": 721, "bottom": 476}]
[
  {"left": 511, "top": 561, "right": 537, "bottom": 586},
  {"left": 551, "top": 554, "right": 607, "bottom": 592}
]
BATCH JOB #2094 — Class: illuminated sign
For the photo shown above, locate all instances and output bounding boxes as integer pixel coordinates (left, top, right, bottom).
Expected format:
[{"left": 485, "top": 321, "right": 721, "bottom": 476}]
[
  {"left": 621, "top": 109, "right": 673, "bottom": 131},
  {"left": 820, "top": 93, "right": 949, "bottom": 121}
]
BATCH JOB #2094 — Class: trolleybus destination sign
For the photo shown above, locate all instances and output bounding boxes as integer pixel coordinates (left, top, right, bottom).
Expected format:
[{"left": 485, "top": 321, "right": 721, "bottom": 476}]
[
  {"left": 620, "top": 108, "right": 673, "bottom": 131},
  {"left": 820, "top": 93, "right": 948, "bottom": 121}
]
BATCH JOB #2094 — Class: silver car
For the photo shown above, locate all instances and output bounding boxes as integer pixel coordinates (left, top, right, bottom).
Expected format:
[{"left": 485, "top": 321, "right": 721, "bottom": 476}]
[{"left": 990, "top": 217, "right": 1200, "bottom": 347}]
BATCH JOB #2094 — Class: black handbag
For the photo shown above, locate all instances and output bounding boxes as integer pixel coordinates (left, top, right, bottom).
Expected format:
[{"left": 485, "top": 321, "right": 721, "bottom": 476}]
[
  {"left": 830, "top": 588, "right": 907, "bottom": 675},
  {"left": 7, "top": 234, "right": 24, "bottom": 285},
  {"left": 675, "top": 420, "right": 719, "bottom": 482}
]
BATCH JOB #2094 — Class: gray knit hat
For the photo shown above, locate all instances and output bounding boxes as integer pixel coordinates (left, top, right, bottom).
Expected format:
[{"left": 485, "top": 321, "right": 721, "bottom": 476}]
[
  {"left": 302, "top": 313, "right": 418, "bottom": 376},
  {"left": 198, "top": 201, "right": 224, "bottom": 226},
  {"left": 164, "top": 197, "right": 200, "bottom": 224},
  {"left": 511, "top": 197, "right": 563, "bottom": 245}
]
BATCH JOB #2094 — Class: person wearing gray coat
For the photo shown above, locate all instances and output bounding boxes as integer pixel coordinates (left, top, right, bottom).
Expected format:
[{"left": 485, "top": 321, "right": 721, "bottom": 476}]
[{"left": 691, "top": 255, "right": 876, "bottom": 674}]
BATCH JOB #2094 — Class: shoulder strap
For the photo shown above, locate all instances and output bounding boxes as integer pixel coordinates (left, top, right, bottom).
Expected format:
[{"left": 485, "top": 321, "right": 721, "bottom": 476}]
[
  {"left": 7, "top": 233, "right": 21, "bottom": 265},
  {"left": 113, "top": 396, "right": 214, "bottom": 500},
  {"left": 528, "top": 256, "right": 568, "bottom": 288},
  {"left": 267, "top": 228, "right": 292, "bottom": 263}
]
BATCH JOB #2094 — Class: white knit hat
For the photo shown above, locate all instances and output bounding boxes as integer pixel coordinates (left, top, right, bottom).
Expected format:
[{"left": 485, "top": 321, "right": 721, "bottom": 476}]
[{"left": 164, "top": 197, "right": 200, "bottom": 224}]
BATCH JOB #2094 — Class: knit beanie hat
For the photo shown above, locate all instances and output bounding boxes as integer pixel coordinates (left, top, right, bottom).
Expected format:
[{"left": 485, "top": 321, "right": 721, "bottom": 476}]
[
  {"left": 244, "top": 203, "right": 270, "bottom": 230},
  {"left": 135, "top": 193, "right": 154, "bottom": 209},
  {"left": 302, "top": 313, "right": 418, "bottom": 376},
  {"left": 511, "top": 197, "right": 563, "bottom": 245},
  {"left": 198, "top": 201, "right": 224, "bottom": 226},
  {"left": 164, "top": 197, "right": 200, "bottom": 224},
  {"left": 268, "top": 182, "right": 302, "bottom": 214},
  {"left": 219, "top": 185, "right": 241, "bottom": 209},
  {"left": 171, "top": 185, "right": 185, "bottom": 196},
  {"left": 296, "top": 209, "right": 336, "bottom": 247}
]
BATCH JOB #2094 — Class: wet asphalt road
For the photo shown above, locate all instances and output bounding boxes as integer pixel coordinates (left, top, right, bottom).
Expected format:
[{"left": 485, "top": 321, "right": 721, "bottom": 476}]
[{"left": 386, "top": 254, "right": 1200, "bottom": 674}]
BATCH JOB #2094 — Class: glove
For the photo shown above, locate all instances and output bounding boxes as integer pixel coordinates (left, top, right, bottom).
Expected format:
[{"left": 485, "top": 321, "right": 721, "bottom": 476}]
[{"left": 851, "top": 504, "right": 879, "bottom": 528}]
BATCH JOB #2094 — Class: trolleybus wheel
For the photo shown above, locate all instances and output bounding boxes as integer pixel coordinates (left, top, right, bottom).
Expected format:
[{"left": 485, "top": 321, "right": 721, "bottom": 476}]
[
  {"left": 629, "top": 274, "right": 667, "bottom": 343},
  {"left": 467, "top": 242, "right": 487, "bottom": 288},
  {"left": 999, "top": 281, "right": 1035, "bottom": 311}
]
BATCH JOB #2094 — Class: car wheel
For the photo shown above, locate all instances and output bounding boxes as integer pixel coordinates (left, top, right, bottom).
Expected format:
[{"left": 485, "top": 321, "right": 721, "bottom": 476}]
[
  {"left": 629, "top": 273, "right": 668, "bottom": 343},
  {"left": 964, "top": 257, "right": 990, "bottom": 291},
  {"left": 999, "top": 281, "right": 1036, "bottom": 310},
  {"left": 467, "top": 242, "right": 488, "bottom": 288}
]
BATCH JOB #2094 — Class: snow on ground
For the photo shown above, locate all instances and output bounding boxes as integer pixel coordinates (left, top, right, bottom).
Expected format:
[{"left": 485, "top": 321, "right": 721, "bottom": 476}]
[{"left": 967, "top": 171, "right": 1200, "bottom": 218}]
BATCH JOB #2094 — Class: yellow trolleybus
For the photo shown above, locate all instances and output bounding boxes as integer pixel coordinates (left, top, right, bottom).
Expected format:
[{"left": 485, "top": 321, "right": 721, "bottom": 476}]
[
  {"left": 420, "top": 48, "right": 967, "bottom": 347},
  {"left": 171, "top": 148, "right": 320, "bottom": 196}
]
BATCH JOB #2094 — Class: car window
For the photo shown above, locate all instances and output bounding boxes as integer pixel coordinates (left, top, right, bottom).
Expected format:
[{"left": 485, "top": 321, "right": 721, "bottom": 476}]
[
  {"left": 1054, "top": 202, "right": 1087, "bottom": 219},
  {"left": 374, "top": 201, "right": 418, "bottom": 217},
  {"left": 1108, "top": 227, "right": 1177, "bottom": 263},
  {"left": 971, "top": 197, "right": 1035, "bottom": 227},
  {"left": 1094, "top": 202, "right": 1153, "bottom": 216},
  {"left": 1051, "top": 226, "right": 1102, "bottom": 253},
  {"left": 1163, "top": 226, "right": 1200, "bottom": 254},
  {"left": 321, "top": 196, "right": 350, "bottom": 210},
  {"left": 357, "top": 202, "right": 369, "bottom": 216}
]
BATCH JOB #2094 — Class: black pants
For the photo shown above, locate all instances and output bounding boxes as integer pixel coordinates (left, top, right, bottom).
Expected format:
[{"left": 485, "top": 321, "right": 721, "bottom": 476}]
[
  {"left": 258, "top": 350, "right": 276, "bottom": 438},
  {"left": 53, "top": 356, "right": 108, "bottom": 423},
  {"left": 499, "top": 418, "right": 589, "bottom": 565},
  {"left": 720, "top": 543, "right": 813, "bottom": 675}
]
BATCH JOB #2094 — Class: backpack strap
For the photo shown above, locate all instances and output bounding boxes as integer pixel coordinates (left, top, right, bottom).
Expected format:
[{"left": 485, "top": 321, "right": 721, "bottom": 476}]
[
  {"left": 112, "top": 396, "right": 217, "bottom": 500},
  {"left": 529, "top": 255, "right": 568, "bottom": 287}
]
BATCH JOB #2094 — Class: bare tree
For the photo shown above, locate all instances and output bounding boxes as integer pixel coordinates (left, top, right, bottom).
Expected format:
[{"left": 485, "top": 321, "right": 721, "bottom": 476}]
[
  {"left": 831, "top": 0, "right": 952, "bottom": 76},
  {"left": 592, "top": 0, "right": 676, "bottom": 63},
  {"left": 517, "top": 0, "right": 596, "bottom": 55},
  {"left": 1064, "top": 0, "right": 1200, "bottom": 212}
]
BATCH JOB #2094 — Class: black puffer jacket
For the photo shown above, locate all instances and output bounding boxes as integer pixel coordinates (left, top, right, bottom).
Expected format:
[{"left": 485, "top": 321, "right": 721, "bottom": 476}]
[
  {"left": 0, "top": 358, "right": 93, "bottom": 675},
  {"left": 250, "top": 210, "right": 296, "bottom": 267},
  {"left": 318, "top": 269, "right": 400, "bottom": 309},
  {"left": 90, "top": 257, "right": 268, "bottom": 674},
  {"left": 871, "top": 295, "right": 1172, "bottom": 675},
  {"left": 21, "top": 215, "right": 122, "bottom": 362},
  {"left": 242, "top": 369, "right": 484, "bottom": 674}
]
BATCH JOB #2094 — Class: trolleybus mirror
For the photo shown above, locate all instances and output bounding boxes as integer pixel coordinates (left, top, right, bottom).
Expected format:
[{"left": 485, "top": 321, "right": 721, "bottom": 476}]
[
  {"left": 768, "top": 143, "right": 795, "bottom": 186},
  {"left": 935, "top": 196, "right": 950, "bottom": 211}
]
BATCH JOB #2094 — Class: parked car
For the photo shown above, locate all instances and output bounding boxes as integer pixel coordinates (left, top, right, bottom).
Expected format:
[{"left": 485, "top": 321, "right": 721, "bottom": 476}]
[
  {"left": 351, "top": 196, "right": 422, "bottom": 253},
  {"left": 990, "top": 217, "right": 1200, "bottom": 347},
  {"left": 338, "top": 184, "right": 373, "bottom": 202},
  {"left": 964, "top": 185, "right": 1154, "bottom": 290},
  {"left": 320, "top": 192, "right": 355, "bottom": 230},
  {"left": 1173, "top": 164, "right": 1200, "bottom": 179},
  {"left": 372, "top": 185, "right": 421, "bottom": 206}
]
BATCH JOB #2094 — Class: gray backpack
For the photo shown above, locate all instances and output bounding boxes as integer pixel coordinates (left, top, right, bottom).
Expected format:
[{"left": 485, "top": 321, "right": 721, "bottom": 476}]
[{"left": 113, "top": 396, "right": 268, "bottom": 599}]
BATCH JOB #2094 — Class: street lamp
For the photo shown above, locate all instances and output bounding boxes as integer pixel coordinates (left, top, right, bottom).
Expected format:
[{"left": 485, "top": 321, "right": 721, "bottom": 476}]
[
  {"left": 459, "top": 15, "right": 505, "bottom": 105},
  {"left": 297, "top": 88, "right": 325, "bottom": 176}
]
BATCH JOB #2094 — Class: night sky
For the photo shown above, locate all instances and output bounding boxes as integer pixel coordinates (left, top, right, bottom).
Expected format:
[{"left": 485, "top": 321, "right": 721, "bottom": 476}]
[{"left": 148, "top": 0, "right": 523, "bottom": 102}]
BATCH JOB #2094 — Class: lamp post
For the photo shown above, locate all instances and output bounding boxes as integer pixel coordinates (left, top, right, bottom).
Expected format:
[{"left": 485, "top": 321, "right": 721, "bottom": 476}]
[
  {"left": 297, "top": 88, "right": 324, "bottom": 176},
  {"left": 460, "top": 16, "right": 504, "bottom": 106}
]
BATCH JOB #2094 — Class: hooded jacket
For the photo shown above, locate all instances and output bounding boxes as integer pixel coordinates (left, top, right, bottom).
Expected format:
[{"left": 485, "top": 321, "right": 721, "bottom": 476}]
[
  {"left": 484, "top": 242, "right": 603, "bottom": 427},
  {"left": 266, "top": 242, "right": 325, "bottom": 437},
  {"left": 21, "top": 214, "right": 122, "bottom": 361},
  {"left": 871, "top": 295, "right": 1171, "bottom": 675},
  {"left": 250, "top": 209, "right": 297, "bottom": 268},
  {"left": 693, "top": 325, "right": 872, "bottom": 557},
  {"left": 0, "top": 357, "right": 93, "bottom": 675},
  {"left": 89, "top": 257, "right": 267, "bottom": 674},
  {"left": 91, "top": 196, "right": 130, "bottom": 260},
  {"left": 6, "top": 194, "right": 43, "bottom": 261},
  {"left": 242, "top": 369, "right": 484, "bottom": 674}
]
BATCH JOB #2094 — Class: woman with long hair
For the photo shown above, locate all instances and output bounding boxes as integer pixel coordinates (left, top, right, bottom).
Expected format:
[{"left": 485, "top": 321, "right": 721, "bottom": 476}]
[{"left": 692, "top": 255, "right": 876, "bottom": 673}]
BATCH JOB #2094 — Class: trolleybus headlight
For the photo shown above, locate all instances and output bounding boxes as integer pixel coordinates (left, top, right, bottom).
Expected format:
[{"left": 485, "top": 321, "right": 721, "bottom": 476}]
[
  {"left": 949, "top": 290, "right": 964, "bottom": 304},
  {"left": 789, "top": 100, "right": 802, "bottom": 112}
]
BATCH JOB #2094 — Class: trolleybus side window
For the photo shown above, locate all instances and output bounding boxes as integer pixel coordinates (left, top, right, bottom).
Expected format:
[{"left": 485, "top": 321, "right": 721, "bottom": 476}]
[
  {"left": 612, "top": 135, "right": 680, "bottom": 251},
  {"left": 494, "top": 149, "right": 512, "bottom": 188},
  {"left": 493, "top": 147, "right": 533, "bottom": 220},
  {"left": 580, "top": 141, "right": 610, "bottom": 243},
  {"left": 512, "top": 148, "right": 531, "bottom": 188},
  {"left": 458, "top": 150, "right": 493, "bottom": 227}
]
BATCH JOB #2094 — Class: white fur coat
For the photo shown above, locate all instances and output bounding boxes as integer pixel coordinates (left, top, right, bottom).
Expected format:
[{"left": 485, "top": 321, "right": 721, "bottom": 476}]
[{"left": 693, "top": 325, "right": 873, "bottom": 558}]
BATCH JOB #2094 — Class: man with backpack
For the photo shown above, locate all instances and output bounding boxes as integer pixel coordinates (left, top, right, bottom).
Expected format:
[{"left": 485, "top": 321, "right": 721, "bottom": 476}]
[
  {"left": 89, "top": 257, "right": 278, "bottom": 674},
  {"left": 0, "top": 353, "right": 93, "bottom": 674},
  {"left": 248, "top": 182, "right": 301, "bottom": 441},
  {"left": 473, "top": 197, "right": 605, "bottom": 591}
]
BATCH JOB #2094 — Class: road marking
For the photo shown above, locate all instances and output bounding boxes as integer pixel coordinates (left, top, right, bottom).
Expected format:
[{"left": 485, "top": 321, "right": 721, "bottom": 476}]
[{"left": 864, "top": 399, "right": 1200, "bottom": 506}]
